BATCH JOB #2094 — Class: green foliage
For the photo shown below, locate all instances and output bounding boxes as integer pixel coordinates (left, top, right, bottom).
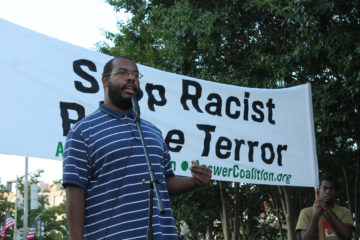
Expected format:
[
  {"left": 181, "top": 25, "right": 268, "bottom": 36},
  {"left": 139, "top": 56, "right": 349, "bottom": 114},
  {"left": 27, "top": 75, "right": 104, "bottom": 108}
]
[
  {"left": 0, "top": 185, "right": 14, "bottom": 216},
  {"left": 0, "top": 185, "right": 14, "bottom": 240},
  {"left": 39, "top": 202, "right": 68, "bottom": 240},
  {"left": 0, "top": 174, "right": 68, "bottom": 239},
  {"left": 171, "top": 182, "right": 220, "bottom": 239}
]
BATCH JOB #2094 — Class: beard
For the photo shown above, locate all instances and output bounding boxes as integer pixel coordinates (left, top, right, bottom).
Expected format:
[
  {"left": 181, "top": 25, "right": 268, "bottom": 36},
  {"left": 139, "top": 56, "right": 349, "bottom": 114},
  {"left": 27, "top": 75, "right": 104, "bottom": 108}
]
[{"left": 108, "top": 80, "right": 133, "bottom": 110}]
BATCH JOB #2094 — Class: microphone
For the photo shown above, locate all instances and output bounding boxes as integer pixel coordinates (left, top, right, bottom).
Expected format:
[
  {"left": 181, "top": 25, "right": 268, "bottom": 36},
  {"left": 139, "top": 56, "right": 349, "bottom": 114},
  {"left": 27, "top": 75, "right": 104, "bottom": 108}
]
[{"left": 131, "top": 94, "right": 140, "bottom": 122}]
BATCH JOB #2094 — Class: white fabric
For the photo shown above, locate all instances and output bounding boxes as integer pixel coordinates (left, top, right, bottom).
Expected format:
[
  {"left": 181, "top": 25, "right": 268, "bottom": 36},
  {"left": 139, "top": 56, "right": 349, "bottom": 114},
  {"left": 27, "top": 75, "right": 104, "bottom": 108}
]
[{"left": 0, "top": 19, "right": 318, "bottom": 187}]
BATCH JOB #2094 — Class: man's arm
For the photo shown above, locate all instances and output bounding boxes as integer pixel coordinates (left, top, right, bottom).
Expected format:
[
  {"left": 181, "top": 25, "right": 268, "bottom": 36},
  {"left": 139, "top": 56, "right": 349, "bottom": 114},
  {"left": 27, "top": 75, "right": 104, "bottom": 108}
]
[
  {"left": 322, "top": 204, "right": 354, "bottom": 240},
  {"left": 300, "top": 201, "right": 323, "bottom": 240},
  {"left": 301, "top": 206, "right": 323, "bottom": 240},
  {"left": 166, "top": 161, "right": 212, "bottom": 195},
  {"left": 66, "top": 184, "right": 86, "bottom": 240}
]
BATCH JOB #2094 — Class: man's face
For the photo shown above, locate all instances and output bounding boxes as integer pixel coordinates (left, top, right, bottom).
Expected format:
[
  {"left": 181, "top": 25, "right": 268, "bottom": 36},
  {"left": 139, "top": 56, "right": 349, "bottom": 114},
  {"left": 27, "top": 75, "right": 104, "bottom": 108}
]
[
  {"left": 106, "top": 58, "right": 140, "bottom": 110},
  {"left": 319, "top": 180, "right": 337, "bottom": 203}
]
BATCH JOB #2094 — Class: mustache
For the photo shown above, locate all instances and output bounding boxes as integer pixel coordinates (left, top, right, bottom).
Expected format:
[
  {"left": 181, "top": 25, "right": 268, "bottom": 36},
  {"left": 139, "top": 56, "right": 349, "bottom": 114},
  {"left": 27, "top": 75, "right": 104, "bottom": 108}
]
[
  {"left": 122, "top": 83, "right": 143, "bottom": 100},
  {"left": 122, "top": 83, "right": 138, "bottom": 92}
]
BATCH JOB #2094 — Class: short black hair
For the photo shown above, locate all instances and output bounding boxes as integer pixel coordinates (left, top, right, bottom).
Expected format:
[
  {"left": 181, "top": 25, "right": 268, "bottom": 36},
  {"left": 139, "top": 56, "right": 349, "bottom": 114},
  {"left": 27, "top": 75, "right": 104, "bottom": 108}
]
[
  {"left": 102, "top": 56, "right": 135, "bottom": 75},
  {"left": 320, "top": 175, "right": 338, "bottom": 190}
]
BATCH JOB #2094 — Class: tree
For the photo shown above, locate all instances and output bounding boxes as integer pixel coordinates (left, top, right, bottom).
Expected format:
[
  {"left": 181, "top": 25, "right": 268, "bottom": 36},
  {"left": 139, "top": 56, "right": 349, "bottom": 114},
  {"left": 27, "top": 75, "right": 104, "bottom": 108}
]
[
  {"left": 0, "top": 185, "right": 15, "bottom": 240},
  {"left": 9, "top": 176, "right": 69, "bottom": 240},
  {"left": 0, "top": 185, "right": 14, "bottom": 217},
  {"left": 99, "top": 0, "right": 360, "bottom": 238},
  {"left": 171, "top": 182, "right": 220, "bottom": 239},
  {"left": 39, "top": 202, "right": 68, "bottom": 240}
]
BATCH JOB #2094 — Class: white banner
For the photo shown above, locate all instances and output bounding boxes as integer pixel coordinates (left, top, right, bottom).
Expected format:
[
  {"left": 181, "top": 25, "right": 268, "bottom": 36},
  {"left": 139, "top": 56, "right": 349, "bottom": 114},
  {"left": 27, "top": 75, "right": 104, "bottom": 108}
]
[{"left": 0, "top": 19, "right": 318, "bottom": 187}]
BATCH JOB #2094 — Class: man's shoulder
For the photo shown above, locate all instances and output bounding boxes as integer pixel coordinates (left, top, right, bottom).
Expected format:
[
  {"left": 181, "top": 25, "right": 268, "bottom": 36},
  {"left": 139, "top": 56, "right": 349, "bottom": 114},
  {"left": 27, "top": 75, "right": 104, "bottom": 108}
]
[
  {"left": 334, "top": 204, "right": 350, "bottom": 211},
  {"left": 296, "top": 206, "right": 313, "bottom": 231},
  {"left": 333, "top": 204, "right": 355, "bottom": 227},
  {"left": 299, "top": 206, "right": 314, "bottom": 219},
  {"left": 68, "top": 108, "right": 103, "bottom": 134},
  {"left": 300, "top": 206, "right": 313, "bottom": 213},
  {"left": 333, "top": 204, "right": 352, "bottom": 217},
  {"left": 140, "top": 118, "right": 162, "bottom": 133},
  {"left": 298, "top": 206, "right": 314, "bottom": 221}
]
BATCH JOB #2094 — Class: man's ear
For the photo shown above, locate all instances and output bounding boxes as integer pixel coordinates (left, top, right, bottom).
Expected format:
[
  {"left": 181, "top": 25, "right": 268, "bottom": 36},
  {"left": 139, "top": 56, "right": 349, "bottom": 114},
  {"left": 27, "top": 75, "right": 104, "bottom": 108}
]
[{"left": 102, "top": 75, "right": 109, "bottom": 87}]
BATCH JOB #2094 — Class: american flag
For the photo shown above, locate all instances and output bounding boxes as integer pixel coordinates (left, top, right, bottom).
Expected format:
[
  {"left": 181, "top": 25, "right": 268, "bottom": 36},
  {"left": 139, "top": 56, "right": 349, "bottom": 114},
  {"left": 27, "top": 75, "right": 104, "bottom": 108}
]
[
  {"left": 26, "top": 221, "right": 36, "bottom": 240},
  {"left": 0, "top": 225, "right": 5, "bottom": 239},
  {"left": 2, "top": 212, "right": 15, "bottom": 229},
  {"left": 0, "top": 212, "right": 15, "bottom": 239}
]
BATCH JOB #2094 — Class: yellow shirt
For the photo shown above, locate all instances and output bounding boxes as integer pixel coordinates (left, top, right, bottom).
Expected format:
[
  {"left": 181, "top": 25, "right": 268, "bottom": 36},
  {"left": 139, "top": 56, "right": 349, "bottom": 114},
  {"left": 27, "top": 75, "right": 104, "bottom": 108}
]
[{"left": 296, "top": 205, "right": 354, "bottom": 240}]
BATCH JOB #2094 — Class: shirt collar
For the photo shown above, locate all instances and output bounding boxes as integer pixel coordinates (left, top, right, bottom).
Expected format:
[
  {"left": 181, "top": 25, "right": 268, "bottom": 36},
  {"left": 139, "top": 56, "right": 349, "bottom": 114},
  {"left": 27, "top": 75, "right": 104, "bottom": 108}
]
[{"left": 99, "top": 101, "right": 136, "bottom": 120}]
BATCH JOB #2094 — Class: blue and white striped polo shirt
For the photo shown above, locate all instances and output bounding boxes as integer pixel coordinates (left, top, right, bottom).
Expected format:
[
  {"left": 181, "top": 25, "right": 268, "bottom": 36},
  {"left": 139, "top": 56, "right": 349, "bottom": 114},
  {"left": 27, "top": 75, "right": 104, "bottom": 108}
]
[{"left": 62, "top": 102, "right": 178, "bottom": 240}]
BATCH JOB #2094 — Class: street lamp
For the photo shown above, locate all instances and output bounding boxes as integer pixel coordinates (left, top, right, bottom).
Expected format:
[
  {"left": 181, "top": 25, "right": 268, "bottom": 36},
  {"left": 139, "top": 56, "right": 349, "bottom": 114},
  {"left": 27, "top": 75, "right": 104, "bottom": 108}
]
[{"left": 13, "top": 156, "right": 44, "bottom": 240}]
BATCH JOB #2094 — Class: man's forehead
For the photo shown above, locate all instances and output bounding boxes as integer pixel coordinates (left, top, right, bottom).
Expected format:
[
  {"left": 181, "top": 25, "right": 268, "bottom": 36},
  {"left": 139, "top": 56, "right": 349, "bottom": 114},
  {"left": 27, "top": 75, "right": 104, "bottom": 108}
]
[
  {"left": 113, "top": 58, "right": 138, "bottom": 71},
  {"left": 321, "top": 180, "right": 335, "bottom": 187}
]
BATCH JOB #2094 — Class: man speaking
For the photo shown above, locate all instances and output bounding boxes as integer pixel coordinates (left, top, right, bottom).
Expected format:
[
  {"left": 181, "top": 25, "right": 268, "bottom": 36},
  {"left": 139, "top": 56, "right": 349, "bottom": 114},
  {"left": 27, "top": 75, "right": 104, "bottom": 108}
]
[{"left": 62, "top": 56, "right": 212, "bottom": 240}]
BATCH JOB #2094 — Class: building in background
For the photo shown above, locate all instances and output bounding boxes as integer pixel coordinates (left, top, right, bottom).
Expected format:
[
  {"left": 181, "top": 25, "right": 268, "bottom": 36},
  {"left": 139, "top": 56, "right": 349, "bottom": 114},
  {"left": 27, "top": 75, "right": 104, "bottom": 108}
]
[{"left": 5, "top": 180, "right": 65, "bottom": 208}]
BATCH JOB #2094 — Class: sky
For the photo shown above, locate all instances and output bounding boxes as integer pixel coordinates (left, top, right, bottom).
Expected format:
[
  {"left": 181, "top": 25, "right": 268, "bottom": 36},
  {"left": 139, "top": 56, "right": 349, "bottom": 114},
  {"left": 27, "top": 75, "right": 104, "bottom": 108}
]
[{"left": 0, "top": 0, "right": 127, "bottom": 185}]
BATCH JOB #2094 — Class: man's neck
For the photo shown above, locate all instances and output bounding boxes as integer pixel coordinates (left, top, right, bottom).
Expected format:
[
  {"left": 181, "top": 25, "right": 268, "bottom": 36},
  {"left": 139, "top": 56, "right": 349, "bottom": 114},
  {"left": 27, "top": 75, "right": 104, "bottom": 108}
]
[
  {"left": 104, "top": 99, "right": 131, "bottom": 114},
  {"left": 325, "top": 201, "right": 335, "bottom": 209}
]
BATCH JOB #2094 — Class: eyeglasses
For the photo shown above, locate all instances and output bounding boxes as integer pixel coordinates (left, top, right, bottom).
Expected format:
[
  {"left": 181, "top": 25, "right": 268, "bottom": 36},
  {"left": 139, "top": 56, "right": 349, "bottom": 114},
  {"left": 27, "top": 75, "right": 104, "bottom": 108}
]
[{"left": 103, "top": 70, "right": 143, "bottom": 79}]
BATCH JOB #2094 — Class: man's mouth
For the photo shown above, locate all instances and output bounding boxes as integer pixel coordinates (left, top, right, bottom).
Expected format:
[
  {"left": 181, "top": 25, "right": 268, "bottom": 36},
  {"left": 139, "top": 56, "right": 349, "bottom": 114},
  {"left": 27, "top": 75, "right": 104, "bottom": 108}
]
[
  {"left": 123, "top": 84, "right": 137, "bottom": 95},
  {"left": 324, "top": 195, "right": 332, "bottom": 200}
]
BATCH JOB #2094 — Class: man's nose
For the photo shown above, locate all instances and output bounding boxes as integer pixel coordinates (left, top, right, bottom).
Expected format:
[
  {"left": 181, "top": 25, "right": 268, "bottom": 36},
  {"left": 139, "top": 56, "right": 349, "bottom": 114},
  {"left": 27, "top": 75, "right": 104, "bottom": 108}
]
[
  {"left": 126, "top": 75, "right": 136, "bottom": 82},
  {"left": 324, "top": 188, "right": 331, "bottom": 194}
]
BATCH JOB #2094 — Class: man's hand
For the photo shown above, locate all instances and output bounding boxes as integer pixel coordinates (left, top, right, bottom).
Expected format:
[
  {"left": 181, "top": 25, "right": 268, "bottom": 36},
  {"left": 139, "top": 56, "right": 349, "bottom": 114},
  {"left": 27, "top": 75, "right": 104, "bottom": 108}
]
[
  {"left": 166, "top": 161, "right": 212, "bottom": 195},
  {"left": 312, "top": 200, "right": 325, "bottom": 217},
  {"left": 189, "top": 160, "right": 212, "bottom": 187}
]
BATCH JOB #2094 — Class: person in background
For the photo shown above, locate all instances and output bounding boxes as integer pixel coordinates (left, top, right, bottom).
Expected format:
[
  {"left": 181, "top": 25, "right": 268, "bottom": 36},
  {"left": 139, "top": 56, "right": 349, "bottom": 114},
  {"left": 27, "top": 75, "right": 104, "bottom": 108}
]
[
  {"left": 62, "top": 56, "right": 212, "bottom": 240},
  {"left": 296, "top": 175, "right": 355, "bottom": 240}
]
